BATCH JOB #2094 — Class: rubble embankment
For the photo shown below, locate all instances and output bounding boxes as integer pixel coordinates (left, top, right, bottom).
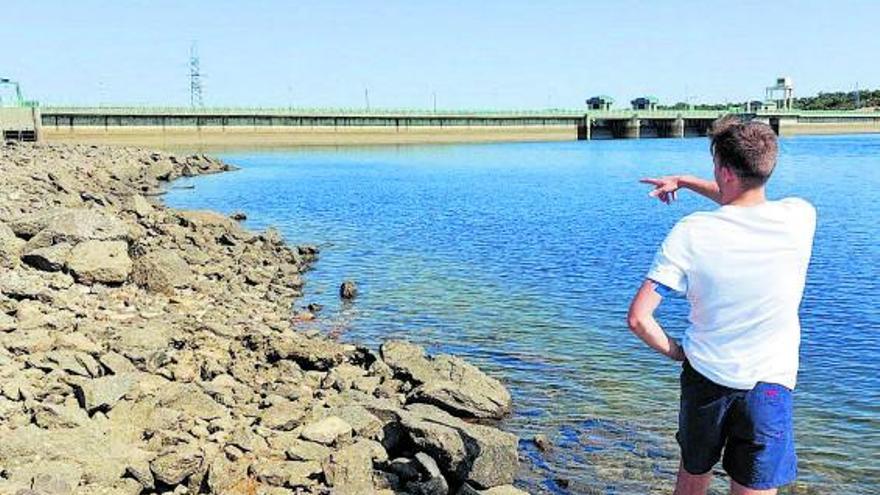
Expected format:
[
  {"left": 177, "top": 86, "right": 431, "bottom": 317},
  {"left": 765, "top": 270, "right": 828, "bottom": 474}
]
[{"left": 0, "top": 142, "right": 524, "bottom": 495}]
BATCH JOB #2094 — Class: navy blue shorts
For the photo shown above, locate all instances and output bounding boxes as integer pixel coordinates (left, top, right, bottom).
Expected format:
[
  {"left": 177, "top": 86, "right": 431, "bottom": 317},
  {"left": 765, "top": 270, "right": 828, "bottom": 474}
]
[{"left": 677, "top": 360, "right": 797, "bottom": 489}]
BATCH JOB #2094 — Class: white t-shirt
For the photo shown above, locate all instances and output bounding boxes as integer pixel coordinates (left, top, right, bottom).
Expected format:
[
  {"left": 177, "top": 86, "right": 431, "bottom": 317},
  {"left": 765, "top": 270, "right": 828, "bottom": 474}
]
[{"left": 647, "top": 198, "right": 816, "bottom": 390}]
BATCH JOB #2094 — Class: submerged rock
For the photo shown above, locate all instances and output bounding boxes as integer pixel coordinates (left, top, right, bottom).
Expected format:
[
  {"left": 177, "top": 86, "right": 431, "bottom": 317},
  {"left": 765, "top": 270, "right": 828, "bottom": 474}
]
[{"left": 340, "top": 280, "right": 358, "bottom": 299}]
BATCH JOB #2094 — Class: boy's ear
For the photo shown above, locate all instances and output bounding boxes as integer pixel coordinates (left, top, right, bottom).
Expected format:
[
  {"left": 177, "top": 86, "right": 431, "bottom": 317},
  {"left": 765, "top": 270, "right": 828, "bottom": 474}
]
[{"left": 719, "top": 165, "right": 736, "bottom": 184}]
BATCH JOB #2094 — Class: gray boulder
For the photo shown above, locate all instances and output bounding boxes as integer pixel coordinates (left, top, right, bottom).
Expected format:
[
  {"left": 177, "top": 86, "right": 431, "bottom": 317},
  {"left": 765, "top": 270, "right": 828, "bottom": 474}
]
[
  {"left": 21, "top": 243, "right": 72, "bottom": 272},
  {"left": 73, "top": 373, "right": 138, "bottom": 414},
  {"left": 381, "top": 340, "right": 512, "bottom": 419},
  {"left": 399, "top": 404, "right": 518, "bottom": 490},
  {"left": 321, "top": 440, "right": 379, "bottom": 495},
  {"left": 300, "top": 416, "right": 352, "bottom": 446},
  {"left": 67, "top": 240, "right": 132, "bottom": 285},
  {"left": 270, "top": 332, "right": 354, "bottom": 371},
  {"left": 150, "top": 449, "right": 204, "bottom": 485},
  {"left": 0, "top": 221, "right": 24, "bottom": 268},
  {"left": 249, "top": 460, "right": 321, "bottom": 488},
  {"left": 131, "top": 249, "right": 192, "bottom": 293},
  {"left": 0, "top": 270, "right": 48, "bottom": 301},
  {"left": 25, "top": 209, "right": 130, "bottom": 250}
]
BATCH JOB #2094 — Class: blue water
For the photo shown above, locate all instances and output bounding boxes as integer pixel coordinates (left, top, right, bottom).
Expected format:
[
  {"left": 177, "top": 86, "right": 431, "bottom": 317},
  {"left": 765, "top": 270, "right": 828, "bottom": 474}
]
[{"left": 166, "top": 136, "right": 880, "bottom": 494}]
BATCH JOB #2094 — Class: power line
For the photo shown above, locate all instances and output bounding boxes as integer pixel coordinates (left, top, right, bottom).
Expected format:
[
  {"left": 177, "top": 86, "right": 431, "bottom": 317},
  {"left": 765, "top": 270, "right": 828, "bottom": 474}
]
[{"left": 189, "top": 42, "right": 204, "bottom": 108}]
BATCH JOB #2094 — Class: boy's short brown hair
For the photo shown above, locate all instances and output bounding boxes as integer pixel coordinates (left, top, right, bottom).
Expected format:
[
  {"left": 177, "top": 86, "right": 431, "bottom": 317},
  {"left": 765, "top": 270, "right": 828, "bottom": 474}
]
[{"left": 709, "top": 116, "right": 778, "bottom": 187}]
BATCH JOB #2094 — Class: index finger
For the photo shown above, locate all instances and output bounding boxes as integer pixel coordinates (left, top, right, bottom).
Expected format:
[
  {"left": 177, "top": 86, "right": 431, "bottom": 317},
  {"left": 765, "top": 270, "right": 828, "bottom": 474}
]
[{"left": 639, "top": 178, "right": 662, "bottom": 186}]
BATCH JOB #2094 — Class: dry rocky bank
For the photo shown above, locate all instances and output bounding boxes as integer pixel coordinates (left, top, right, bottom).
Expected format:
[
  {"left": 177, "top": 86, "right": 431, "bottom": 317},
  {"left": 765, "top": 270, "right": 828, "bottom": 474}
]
[{"left": 0, "top": 142, "right": 525, "bottom": 495}]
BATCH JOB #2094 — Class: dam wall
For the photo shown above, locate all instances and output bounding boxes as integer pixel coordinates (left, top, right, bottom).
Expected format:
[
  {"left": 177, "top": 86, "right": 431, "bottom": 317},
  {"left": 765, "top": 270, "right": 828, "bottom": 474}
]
[{"left": 33, "top": 107, "right": 880, "bottom": 148}]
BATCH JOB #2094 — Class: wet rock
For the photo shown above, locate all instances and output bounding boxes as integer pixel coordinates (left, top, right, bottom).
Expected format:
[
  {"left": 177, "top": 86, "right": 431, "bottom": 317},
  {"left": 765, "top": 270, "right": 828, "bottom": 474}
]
[
  {"left": 300, "top": 416, "right": 353, "bottom": 446},
  {"left": 534, "top": 434, "right": 551, "bottom": 452},
  {"left": 339, "top": 280, "right": 358, "bottom": 299},
  {"left": 381, "top": 340, "right": 512, "bottom": 419},
  {"left": 67, "top": 240, "right": 132, "bottom": 285},
  {"left": 230, "top": 211, "right": 247, "bottom": 221},
  {"left": 131, "top": 249, "right": 192, "bottom": 293}
]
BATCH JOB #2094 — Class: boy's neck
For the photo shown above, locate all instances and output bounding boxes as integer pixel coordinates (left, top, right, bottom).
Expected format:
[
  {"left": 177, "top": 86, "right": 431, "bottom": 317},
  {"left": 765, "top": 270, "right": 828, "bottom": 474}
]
[{"left": 723, "top": 186, "right": 767, "bottom": 207}]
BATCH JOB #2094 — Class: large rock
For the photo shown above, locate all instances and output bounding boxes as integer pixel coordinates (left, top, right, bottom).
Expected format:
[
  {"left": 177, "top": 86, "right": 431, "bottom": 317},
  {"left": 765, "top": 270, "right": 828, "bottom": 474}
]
[
  {"left": 381, "top": 340, "right": 512, "bottom": 419},
  {"left": 0, "top": 270, "right": 48, "bottom": 301},
  {"left": 150, "top": 449, "right": 204, "bottom": 485},
  {"left": 131, "top": 249, "right": 192, "bottom": 293},
  {"left": 399, "top": 404, "right": 518, "bottom": 490},
  {"left": 73, "top": 373, "right": 138, "bottom": 414},
  {"left": 284, "top": 439, "right": 333, "bottom": 462},
  {"left": 259, "top": 399, "right": 308, "bottom": 431},
  {"left": 270, "top": 332, "right": 354, "bottom": 371},
  {"left": 250, "top": 460, "right": 322, "bottom": 488},
  {"left": 67, "top": 240, "right": 132, "bottom": 285},
  {"left": 300, "top": 416, "right": 353, "bottom": 446},
  {"left": 322, "top": 440, "right": 380, "bottom": 495},
  {"left": 24, "top": 209, "right": 130, "bottom": 249},
  {"left": 0, "top": 221, "right": 24, "bottom": 267},
  {"left": 21, "top": 243, "right": 72, "bottom": 272}
]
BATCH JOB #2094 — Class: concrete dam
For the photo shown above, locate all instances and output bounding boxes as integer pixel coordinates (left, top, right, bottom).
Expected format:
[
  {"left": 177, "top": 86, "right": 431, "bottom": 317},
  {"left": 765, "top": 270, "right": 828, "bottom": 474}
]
[{"left": 5, "top": 106, "right": 880, "bottom": 148}]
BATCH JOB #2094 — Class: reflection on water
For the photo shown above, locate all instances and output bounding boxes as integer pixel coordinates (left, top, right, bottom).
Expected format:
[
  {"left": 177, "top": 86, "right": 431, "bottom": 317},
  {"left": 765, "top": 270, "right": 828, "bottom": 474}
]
[{"left": 167, "top": 136, "right": 880, "bottom": 494}]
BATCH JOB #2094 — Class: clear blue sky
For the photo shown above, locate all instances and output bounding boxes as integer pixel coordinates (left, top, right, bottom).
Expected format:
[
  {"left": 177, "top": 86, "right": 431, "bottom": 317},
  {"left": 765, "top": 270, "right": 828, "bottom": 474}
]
[{"left": 3, "top": 0, "right": 878, "bottom": 109}]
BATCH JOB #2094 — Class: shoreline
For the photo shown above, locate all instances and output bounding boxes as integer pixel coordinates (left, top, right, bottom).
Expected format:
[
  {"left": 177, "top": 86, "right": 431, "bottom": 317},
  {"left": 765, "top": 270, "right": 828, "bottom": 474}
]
[
  {"left": 0, "top": 142, "right": 525, "bottom": 494},
  {"left": 40, "top": 125, "right": 578, "bottom": 151}
]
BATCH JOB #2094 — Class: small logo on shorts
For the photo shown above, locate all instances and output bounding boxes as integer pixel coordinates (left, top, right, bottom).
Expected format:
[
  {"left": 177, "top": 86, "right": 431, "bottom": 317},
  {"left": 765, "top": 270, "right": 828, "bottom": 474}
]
[{"left": 766, "top": 389, "right": 779, "bottom": 398}]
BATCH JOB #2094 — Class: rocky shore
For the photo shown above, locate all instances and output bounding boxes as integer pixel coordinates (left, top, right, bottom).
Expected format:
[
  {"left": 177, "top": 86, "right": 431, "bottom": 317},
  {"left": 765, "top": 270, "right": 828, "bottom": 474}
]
[{"left": 0, "top": 143, "right": 524, "bottom": 495}]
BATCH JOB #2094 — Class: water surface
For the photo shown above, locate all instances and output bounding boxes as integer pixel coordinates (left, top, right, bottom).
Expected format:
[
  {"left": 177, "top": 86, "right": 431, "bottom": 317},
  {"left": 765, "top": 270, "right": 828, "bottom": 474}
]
[{"left": 167, "top": 136, "right": 880, "bottom": 494}]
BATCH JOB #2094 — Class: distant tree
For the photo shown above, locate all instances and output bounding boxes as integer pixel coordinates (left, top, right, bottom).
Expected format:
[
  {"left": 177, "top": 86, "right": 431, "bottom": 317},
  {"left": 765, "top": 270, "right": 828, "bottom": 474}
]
[{"left": 652, "top": 89, "right": 880, "bottom": 112}]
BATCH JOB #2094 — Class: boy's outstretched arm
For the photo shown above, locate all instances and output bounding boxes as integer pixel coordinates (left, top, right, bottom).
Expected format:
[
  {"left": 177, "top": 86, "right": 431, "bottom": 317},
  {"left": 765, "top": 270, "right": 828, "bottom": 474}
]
[
  {"left": 640, "top": 175, "right": 722, "bottom": 205},
  {"left": 627, "top": 280, "right": 686, "bottom": 361}
]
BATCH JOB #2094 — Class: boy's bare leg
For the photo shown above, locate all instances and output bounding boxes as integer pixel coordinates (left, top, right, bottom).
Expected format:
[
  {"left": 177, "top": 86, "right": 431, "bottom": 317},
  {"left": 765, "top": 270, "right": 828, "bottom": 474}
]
[
  {"left": 730, "top": 479, "right": 777, "bottom": 495},
  {"left": 674, "top": 463, "right": 713, "bottom": 495}
]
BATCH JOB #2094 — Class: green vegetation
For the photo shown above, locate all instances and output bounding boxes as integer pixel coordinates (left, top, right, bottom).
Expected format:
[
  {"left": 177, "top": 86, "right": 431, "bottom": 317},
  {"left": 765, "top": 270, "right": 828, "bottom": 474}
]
[
  {"left": 657, "top": 89, "right": 879, "bottom": 112},
  {"left": 794, "top": 89, "right": 880, "bottom": 110}
]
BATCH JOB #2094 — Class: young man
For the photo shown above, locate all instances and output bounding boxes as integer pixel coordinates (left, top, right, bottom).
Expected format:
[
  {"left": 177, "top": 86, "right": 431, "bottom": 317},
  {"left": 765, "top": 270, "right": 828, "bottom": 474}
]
[{"left": 628, "top": 116, "right": 816, "bottom": 495}]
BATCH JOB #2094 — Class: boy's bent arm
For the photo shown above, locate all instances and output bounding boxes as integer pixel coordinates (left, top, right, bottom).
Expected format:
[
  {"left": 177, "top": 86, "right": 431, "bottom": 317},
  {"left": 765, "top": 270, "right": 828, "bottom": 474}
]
[{"left": 627, "top": 280, "right": 686, "bottom": 361}]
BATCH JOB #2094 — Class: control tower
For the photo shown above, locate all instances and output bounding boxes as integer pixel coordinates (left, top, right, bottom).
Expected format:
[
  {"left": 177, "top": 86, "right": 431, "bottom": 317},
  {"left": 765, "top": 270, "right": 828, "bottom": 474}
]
[{"left": 766, "top": 77, "right": 794, "bottom": 110}]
